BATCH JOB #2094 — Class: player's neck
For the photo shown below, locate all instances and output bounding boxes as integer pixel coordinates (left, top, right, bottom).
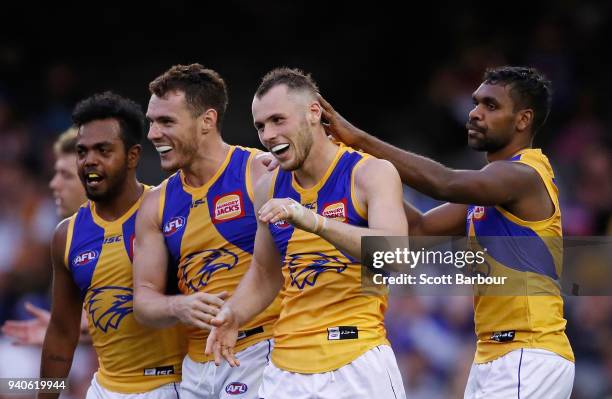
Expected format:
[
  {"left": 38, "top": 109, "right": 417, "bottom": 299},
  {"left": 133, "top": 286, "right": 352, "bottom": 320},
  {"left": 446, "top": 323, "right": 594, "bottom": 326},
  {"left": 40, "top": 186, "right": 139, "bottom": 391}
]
[
  {"left": 294, "top": 134, "right": 339, "bottom": 189},
  {"left": 182, "top": 137, "right": 230, "bottom": 188},
  {"left": 486, "top": 139, "right": 533, "bottom": 163},
  {"left": 94, "top": 176, "right": 143, "bottom": 221}
]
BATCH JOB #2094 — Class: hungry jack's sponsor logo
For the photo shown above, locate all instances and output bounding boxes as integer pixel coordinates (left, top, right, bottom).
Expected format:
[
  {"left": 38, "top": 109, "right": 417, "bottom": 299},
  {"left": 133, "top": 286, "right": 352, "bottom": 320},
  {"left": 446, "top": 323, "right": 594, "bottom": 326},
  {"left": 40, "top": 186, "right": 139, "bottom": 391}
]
[
  {"left": 322, "top": 199, "right": 347, "bottom": 222},
  {"left": 213, "top": 191, "right": 245, "bottom": 223}
]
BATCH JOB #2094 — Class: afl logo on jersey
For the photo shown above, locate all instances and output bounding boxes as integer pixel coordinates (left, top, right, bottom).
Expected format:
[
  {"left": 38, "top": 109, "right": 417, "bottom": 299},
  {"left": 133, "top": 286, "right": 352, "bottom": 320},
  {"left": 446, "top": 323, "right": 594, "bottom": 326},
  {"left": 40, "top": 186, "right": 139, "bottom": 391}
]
[
  {"left": 213, "top": 191, "right": 245, "bottom": 224},
  {"left": 73, "top": 250, "right": 98, "bottom": 267},
  {"left": 472, "top": 206, "right": 486, "bottom": 221},
  {"left": 163, "top": 216, "right": 185, "bottom": 236},
  {"left": 322, "top": 199, "right": 347, "bottom": 222},
  {"left": 272, "top": 219, "right": 290, "bottom": 229}
]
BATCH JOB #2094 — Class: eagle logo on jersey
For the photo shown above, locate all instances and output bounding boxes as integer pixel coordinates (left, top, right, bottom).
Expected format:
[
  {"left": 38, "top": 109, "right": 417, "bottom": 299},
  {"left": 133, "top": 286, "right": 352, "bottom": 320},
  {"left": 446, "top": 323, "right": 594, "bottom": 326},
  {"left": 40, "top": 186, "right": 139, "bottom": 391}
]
[
  {"left": 287, "top": 252, "right": 348, "bottom": 289},
  {"left": 86, "top": 286, "right": 133, "bottom": 332},
  {"left": 181, "top": 249, "right": 239, "bottom": 292}
]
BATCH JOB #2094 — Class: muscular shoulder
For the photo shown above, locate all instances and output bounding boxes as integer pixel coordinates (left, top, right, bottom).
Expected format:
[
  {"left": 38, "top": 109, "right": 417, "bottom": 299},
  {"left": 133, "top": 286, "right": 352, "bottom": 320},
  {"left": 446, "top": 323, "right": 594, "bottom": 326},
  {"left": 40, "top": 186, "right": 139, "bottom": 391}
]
[
  {"left": 354, "top": 157, "right": 401, "bottom": 192},
  {"left": 139, "top": 184, "right": 163, "bottom": 225},
  {"left": 483, "top": 160, "right": 544, "bottom": 193}
]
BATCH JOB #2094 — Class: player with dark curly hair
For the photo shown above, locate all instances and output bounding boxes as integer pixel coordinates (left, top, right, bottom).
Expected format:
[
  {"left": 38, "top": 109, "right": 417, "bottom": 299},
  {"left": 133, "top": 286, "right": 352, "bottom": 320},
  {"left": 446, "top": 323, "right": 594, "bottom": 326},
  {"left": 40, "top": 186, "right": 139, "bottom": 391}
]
[{"left": 39, "top": 92, "right": 185, "bottom": 399}]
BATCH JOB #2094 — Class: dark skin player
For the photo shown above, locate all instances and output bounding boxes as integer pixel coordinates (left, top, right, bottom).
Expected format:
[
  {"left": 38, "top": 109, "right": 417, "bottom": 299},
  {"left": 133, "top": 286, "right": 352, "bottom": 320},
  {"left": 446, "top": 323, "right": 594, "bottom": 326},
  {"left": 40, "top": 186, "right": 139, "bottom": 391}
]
[
  {"left": 318, "top": 71, "right": 554, "bottom": 234},
  {"left": 39, "top": 117, "right": 143, "bottom": 399}
]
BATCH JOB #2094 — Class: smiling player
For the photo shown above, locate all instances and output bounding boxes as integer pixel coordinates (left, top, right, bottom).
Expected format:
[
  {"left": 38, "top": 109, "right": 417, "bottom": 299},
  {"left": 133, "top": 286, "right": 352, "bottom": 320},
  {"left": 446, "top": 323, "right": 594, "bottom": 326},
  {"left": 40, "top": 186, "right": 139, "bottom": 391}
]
[
  {"left": 206, "top": 68, "right": 408, "bottom": 399},
  {"left": 133, "top": 64, "right": 281, "bottom": 399},
  {"left": 39, "top": 92, "right": 184, "bottom": 399}
]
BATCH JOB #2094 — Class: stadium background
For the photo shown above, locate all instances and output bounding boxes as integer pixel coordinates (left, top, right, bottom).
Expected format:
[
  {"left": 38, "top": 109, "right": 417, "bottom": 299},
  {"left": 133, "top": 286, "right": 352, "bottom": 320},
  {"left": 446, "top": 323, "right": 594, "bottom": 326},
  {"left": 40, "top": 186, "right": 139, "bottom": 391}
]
[{"left": 0, "top": 1, "right": 610, "bottom": 398}]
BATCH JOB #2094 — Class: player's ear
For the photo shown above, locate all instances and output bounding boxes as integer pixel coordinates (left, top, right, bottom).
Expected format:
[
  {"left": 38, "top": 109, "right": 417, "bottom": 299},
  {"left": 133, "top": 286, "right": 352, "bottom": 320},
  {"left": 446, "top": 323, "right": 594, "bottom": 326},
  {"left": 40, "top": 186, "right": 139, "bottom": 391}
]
[
  {"left": 200, "top": 108, "right": 218, "bottom": 135},
  {"left": 516, "top": 109, "right": 533, "bottom": 133},
  {"left": 126, "top": 144, "right": 142, "bottom": 169},
  {"left": 307, "top": 101, "right": 322, "bottom": 125}
]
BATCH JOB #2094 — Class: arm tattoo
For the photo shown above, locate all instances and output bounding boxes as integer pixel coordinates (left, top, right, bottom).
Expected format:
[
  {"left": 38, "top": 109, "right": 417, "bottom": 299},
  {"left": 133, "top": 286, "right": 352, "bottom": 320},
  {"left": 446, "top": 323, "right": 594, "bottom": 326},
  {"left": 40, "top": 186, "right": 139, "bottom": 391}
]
[{"left": 46, "top": 354, "right": 73, "bottom": 363}]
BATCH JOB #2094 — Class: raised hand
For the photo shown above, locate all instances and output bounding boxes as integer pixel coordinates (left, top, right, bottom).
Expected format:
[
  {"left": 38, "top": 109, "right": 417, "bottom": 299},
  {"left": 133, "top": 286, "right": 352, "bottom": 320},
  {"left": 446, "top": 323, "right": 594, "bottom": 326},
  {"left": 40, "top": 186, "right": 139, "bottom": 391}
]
[
  {"left": 258, "top": 197, "right": 326, "bottom": 234},
  {"left": 318, "top": 94, "right": 364, "bottom": 147},
  {"left": 254, "top": 151, "right": 280, "bottom": 172},
  {"left": 1, "top": 302, "right": 50, "bottom": 345}
]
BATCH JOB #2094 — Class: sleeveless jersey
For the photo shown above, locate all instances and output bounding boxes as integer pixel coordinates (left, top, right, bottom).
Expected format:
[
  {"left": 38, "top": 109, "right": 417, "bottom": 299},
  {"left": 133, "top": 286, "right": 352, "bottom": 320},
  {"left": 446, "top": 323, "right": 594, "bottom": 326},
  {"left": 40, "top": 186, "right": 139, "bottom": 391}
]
[
  {"left": 65, "top": 187, "right": 184, "bottom": 393},
  {"left": 268, "top": 146, "right": 389, "bottom": 373},
  {"left": 466, "top": 148, "right": 574, "bottom": 363},
  {"left": 160, "top": 145, "right": 280, "bottom": 362}
]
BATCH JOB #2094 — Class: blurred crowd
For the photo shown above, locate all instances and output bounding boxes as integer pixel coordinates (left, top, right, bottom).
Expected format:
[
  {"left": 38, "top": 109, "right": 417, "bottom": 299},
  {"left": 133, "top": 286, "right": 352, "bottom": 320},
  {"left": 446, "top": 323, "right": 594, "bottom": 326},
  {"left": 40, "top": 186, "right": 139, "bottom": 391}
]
[{"left": 0, "top": 3, "right": 611, "bottom": 398}]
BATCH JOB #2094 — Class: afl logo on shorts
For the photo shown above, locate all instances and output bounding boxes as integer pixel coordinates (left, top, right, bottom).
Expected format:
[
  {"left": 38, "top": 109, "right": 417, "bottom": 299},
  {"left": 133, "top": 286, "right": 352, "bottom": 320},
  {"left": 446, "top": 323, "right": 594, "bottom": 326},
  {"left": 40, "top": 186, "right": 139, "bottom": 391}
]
[
  {"left": 73, "top": 250, "right": 98, "bottom": 267},
  {"left": 225, "top": 382, "right": 248, "bottom": 395},
  {"left": 213, "top": 191, "right": 245, "bottom": 224},
  {"left": 472, "top": 206, "right": 486, "bottom": 221},
  {"left": 163, "top": 216, "right": 185, "bottom": 237},
  {"left": 322, "top": 199, "right": 347, "bottom": 222}
]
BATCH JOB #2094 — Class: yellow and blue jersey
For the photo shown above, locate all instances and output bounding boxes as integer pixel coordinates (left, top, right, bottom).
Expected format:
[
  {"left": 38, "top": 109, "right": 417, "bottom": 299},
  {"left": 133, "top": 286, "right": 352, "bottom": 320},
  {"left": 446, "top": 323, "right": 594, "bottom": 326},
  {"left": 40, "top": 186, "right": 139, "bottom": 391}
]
[
  {"left": 466, "top": 148, "right": 574, "bottom": 363},
  {"left": 159, "top": 145, "right": 280, "bottom": 362},
  {"left": 268, "top": 145, "right": 389, "bottom": 373},
  {"left": 65, "top": 187, "right": 184, "bottom": 393}
]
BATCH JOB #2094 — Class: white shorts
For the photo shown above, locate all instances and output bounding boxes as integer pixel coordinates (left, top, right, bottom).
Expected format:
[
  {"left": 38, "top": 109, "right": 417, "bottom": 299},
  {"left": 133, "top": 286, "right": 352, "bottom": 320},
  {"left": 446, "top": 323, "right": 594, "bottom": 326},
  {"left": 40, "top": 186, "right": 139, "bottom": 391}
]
[
  {"left": 258, "top": 345, "right": 406, "bottom": 399},
  {"left": 86, "top": 373, "right": 180, "bottom": 399},
  {"left": 181, "top": 338, "right": 273, "bottom": 399},
  {"left": 464, "top": 348, "right": 575, "bottom": 399}
]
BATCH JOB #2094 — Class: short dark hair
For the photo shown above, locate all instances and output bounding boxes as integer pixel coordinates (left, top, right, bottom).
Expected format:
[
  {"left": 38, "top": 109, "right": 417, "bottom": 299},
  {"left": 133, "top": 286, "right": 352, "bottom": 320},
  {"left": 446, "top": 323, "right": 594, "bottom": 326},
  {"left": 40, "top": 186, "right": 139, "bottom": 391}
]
[
  {"left": 149, "top": 64, "right": 228, "bottom": 129},
  {"left": 255, "top": 67, "right": 319, "bottom": 99},
  {"left": 72, "top": 91, "right": 145, "bottom": 149},
  {"left": 483, "top": 66, "right": 552, "bottom": 135},
  {"left": 53, "top": 127, "right": 78, "bottom": 156}
]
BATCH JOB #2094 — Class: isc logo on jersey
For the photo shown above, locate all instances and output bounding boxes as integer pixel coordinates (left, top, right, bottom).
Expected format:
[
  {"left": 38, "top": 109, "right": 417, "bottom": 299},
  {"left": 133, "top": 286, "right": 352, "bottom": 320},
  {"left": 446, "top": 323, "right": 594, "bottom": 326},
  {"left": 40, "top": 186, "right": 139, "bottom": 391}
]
[
  {"left": 213, "top": 191, "right": 245, "bottom": 224},
  {"left": 164, "top": 216, "right": 185, "bottom": 236},
  {"left": 322, "top": 199, "right": 347, "bottom": 222},
  {"left": 225, "top": 382, "right": 248, "bottom": 395},
  {"left": 73, "top": 250, "right": 98, "bottom": 267}
]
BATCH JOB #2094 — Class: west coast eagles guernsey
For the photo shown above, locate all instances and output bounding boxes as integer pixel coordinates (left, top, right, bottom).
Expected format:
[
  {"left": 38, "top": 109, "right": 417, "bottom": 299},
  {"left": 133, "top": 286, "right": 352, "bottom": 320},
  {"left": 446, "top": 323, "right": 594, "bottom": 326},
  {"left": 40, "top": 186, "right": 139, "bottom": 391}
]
[
  {"left": 65, "top": 187, "right": 184, "bottom": 393},
  {"left": 268, "top": 146, "right": 389, "bottom": 373},
  {"left": 160, "top": 145, "right": 280, "bottom": 362},
  {"left": 467, "top": 148, "right": 574, "bottom": 363}
]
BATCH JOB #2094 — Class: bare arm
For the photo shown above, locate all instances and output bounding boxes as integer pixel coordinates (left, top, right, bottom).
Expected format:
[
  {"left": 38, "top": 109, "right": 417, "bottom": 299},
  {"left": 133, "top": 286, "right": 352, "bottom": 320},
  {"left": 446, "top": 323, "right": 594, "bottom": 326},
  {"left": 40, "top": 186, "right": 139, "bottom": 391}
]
[
  {"left": 132, "top": 187, "right": 225, "bottom": 330},
  {"left": 258, "top": 159, "right": 407, "bottom": 259},
  {"left": 404, "top": 201, "right": 468, "bottom": 236},
  {"left": 319, "top": 95, "right": 540, "bottom": 206},
  {"left": 38, "top": 220, "right": 82, "bottom": 399},
  {"left": 206, "top": 172, "right": 284, "bottom": 366}
]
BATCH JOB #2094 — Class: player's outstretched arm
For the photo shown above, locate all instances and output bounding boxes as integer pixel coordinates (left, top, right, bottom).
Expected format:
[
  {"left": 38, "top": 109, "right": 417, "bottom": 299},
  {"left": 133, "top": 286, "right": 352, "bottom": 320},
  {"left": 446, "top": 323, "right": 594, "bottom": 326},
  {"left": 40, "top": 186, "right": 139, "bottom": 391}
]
[
  {"left": 38, "top": 219, "right": 83, "bottom": 399},
  {"left": 405, "top": 201, "right": 468, "bottom": 237},
  {"left": 319, "top": 95, "right": 538, "bottom": 206},
  {"left": 205, "top": 172, "right": 284, "bottom": 367},
  {"left": 133, "top": 187, "right": 226, "bottom": 330},
  {"left": 258, "top": 159, "right": 407, "bottom": 259}
]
